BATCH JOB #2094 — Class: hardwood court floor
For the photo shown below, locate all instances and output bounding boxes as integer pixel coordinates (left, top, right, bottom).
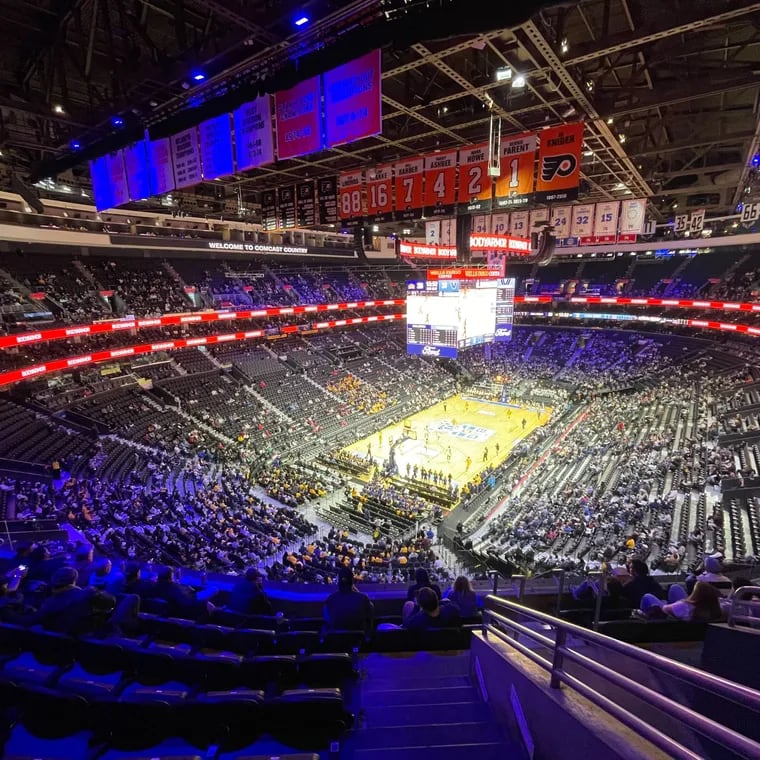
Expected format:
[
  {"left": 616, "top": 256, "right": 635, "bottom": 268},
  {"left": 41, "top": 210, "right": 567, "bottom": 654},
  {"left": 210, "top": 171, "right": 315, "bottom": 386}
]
[{"left": 342, "top": 394, "right": 552, "bottom": 487}]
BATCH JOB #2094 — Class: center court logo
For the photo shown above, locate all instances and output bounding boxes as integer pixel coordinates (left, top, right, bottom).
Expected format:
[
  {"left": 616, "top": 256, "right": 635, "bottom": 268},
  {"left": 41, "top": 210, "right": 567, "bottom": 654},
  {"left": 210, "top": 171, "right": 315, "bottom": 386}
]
[{"left": 421, "top": 345, "right": 441, "bottom": 357}]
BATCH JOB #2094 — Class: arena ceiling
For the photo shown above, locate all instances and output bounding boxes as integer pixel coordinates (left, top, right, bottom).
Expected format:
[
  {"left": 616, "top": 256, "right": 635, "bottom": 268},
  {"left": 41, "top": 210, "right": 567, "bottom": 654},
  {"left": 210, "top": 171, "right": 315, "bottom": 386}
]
[{"left": 0, "top": 0, "right": 757, "bottom": 220}]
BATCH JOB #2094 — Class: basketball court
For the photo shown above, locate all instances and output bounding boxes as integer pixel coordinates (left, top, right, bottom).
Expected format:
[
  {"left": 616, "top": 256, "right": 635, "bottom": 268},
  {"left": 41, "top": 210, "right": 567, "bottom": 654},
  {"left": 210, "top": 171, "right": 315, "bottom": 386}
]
[{"left": 342, "top": 394, "right": 552, "bottom": 488}]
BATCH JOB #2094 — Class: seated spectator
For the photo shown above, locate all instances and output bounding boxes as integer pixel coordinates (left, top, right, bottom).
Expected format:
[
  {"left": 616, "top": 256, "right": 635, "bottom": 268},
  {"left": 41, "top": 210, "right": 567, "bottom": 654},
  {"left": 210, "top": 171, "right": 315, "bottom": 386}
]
[
  {"left": 227, "top": 568, "right": 274, "bottom": 616},
  {"left": 86, "top": 558, "right": 113, "bottom": 590},
  {"left": 406, "top": 568, "right": 442, "bottom": 602},
  {"left": 35, "top": 567, "right": 116, "bottom": 635},
  {"left": 609, "top": 559, "right": 665, "bottom": 608},
  {"left": 152, "top": 565, "right": 212, "bottom": 619},
  {"left": 445, "top": 576, "right": 479, "bottom": 617},
  {"left": 323, "top": 567, "right": 373, "bottom": 632},
  {"left": 0, "top": 569, "right": 28, "bottom": 624},
  {"left": 694, "top": 555, "right": 733, "bottom": 597},
  {"left": 640, "top": 581, "right": 722, "bottom": 622},
  {"left": 0, "top": 541, "right": 34, "bottom": 575},
  {"left": 122, "top": 562, "right": 157, "bottom": 599},
  {"left": 404, "top": 587, "right": 461, "bottom": 630}
]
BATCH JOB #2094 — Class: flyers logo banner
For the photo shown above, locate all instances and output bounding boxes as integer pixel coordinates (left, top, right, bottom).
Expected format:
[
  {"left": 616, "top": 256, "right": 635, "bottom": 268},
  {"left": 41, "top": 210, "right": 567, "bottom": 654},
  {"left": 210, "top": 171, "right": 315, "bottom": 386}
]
[
  {"left": 423, "top": 151, "right": 458, "bottom": 217},
  {"left": 550, "top": 205, "right": 571, "bottom": 238},
  {"left": 457, "top": 143, "right": 492, "bottom": 214},
  {"left": 535, "top": 122, "right": 584, "bottom": 203},
  {"left": 571, "top": 203, "right": 595, "bottom": 243},
  {"left": 323, "top": 49, "right": 382, "bottom": 149},
  {"left": 339, "top": 171, "right": 364, "bottom": 222},
  {"left": 594, "top": 201, "right": 620, "bottom": 243},
  {"left": 393, "top": 157, "right": 424, "bottom": 220},
  {"left": 495, "top": 132, "right": 537, "bottom": 208},
  {"left": 618, "top": 198, "right": 647, "bottom": 242},
  {"left": 275, "top": 76, "right": 322, "bottom": 160},
  {"left": 366, "top": 164, "right": 394, "bottom": 223}
]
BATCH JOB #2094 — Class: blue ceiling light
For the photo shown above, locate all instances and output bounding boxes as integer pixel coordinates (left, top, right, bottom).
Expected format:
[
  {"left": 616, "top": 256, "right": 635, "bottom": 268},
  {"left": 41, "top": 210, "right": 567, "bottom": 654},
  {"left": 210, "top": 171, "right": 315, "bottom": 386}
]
[
  {"left": 111, "top": 116, "right": 124, "bottom": 127},
  {"left": 70, "top": 140, "right": 82, "bottom": 150},
  {"left": 192, "top": 72, "right": 206, "bottom": 82},
  {"left": 294, "top": 15, "right": 309, "bottom": 27}
]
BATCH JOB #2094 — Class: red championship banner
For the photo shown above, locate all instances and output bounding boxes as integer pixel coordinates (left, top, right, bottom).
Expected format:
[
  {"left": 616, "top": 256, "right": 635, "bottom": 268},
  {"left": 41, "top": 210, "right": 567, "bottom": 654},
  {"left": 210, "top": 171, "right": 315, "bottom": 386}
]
[
  {"left": 550, "top": 205, "right": 572, "bottom": 239},
  {"left": 275, "top": 76, "right": 322, "bottom": 160},
  {"left": 594, "top": 201, "right": 620, "bottom": 244},
  {"left": 423, "top": 150, "right": 458, "bottom": 217},
  {"left": 535, "top": 122, "right": 584, "bottom": 203},
  {"left": 393, "top": 157, "right": 424, "bottom": 220},
  {"left": 457, "top": 143, "right": 492, "bottom": 213},
  {"left": 491, "top": 213, "right": 510, "bottom": 234},
  {"left": 366, "top": 164, "right": 394, "bottom": 223},
  {"left": 509, "top": 210, "right": 529, "bottom": 238},
  {"left": 323, "top": 49, "right": 382, "bottom": 148},
  {"left": 618, "top": 198, "right": 647, "bottom": 242},
  {"left": 571, "top": 203, "right": 595, "bottom": 244},
  {"left": 339, "top": 171, "right": 364, "bottom": 222},
  {"left": 494, "top": 132, "right": 537, "bottom": 208}
]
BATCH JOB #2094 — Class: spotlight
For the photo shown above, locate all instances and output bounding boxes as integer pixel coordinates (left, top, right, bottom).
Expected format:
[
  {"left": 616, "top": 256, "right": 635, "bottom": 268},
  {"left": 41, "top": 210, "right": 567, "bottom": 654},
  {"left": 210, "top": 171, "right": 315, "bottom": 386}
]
[
  {"left": 111, "top": 116, "right": 124, "bottom": 127},
  {"left": 495, "top": 66, "right": 512, "bottom": 82},
  {"left": 192, "top": 72, "right": 206, "bottom": 82},
  {"left": 54, "top": 105, "right": 65, "bottom": 115},
  {"left": 560, "top": 37, "right": 569, "bottom": 54},
  {"left": 294, "top": 15, "right": 309, "bottom": 27},
  {"left": 70, "top": 140, "right": 82, "bottom": 150},
  {"left": 511, "top": 74, "right": 526, "bottom": 89},
  {"left": 606, "top": 117, "right": 614, "bottom": 125},
  {"left": 618, "top": 133, "right": 626, "bottom": 144}
]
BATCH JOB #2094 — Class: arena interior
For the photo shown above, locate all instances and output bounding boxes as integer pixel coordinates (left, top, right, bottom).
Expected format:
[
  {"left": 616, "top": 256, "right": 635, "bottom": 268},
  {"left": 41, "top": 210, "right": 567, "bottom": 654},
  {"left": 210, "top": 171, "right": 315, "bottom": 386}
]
[{"left": 0, "top": 0, "right": 757, "bottom": 758}]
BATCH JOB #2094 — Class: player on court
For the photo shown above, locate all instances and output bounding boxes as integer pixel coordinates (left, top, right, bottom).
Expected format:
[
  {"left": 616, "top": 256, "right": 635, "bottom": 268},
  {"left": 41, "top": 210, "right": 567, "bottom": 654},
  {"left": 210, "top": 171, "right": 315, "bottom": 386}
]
[
  {"left": 483, "top": 446, "right": 488, "bottom": 462},
  {"left": 465, "top": 455, "right": 472, "bottom": 472}
]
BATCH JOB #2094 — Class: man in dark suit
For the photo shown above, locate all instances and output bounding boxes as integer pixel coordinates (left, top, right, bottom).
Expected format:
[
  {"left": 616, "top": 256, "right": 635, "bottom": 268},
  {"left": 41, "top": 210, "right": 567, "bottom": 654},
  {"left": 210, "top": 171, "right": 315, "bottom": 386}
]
[{"left": 324, "top": 568, "right": 373, "bottom": 632}]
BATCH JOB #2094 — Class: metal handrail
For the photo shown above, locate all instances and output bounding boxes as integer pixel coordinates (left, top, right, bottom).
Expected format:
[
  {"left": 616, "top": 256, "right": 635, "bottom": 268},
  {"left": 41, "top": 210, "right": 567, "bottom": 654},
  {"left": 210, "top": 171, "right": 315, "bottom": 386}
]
[
  {"left": 482, "top": 595, "right": 760, "bottom": 760},
  {"left": 728, "top": 585, "right": 760, "bottom": 628}
]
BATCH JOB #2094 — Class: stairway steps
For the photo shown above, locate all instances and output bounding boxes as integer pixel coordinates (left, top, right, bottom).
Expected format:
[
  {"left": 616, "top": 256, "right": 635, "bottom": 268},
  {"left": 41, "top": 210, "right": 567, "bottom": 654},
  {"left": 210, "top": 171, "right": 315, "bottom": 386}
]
[
  {"left": 354, "top": 722, "right": 501, "bottom": 749},
  {"left": 361, "top": 685, "right": 477, "bottom": 707},
  {"left": 363, "top": 701, "right": 492, "bottom": 727},
  {"left": 362, "top": 674, "right": 471, "bottom": 691},
  {"left": 353, "top": 741, "right": 515, "bottom": 760},
  {"left": 361, "top": 652, "right": 471, "bottom": 676}
]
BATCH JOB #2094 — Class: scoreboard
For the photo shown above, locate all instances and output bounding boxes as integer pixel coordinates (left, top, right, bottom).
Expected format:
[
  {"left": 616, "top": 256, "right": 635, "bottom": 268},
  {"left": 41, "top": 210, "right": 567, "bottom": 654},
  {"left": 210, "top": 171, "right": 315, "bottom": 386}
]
[{"left": 406, "top": 271, "right": 516, "bottom": 359}]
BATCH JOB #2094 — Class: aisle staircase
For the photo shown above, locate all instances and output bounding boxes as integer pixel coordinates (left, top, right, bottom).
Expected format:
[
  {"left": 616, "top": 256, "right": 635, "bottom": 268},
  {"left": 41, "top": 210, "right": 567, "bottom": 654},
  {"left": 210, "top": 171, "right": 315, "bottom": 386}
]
[{"left": 347, "top": 651, "right": 523, "bottom": 759}]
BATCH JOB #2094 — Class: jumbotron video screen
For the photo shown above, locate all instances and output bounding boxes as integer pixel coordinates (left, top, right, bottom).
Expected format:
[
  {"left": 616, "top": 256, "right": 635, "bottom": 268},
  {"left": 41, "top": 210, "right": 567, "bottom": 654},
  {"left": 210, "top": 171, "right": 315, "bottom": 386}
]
[{"left": 406, "top": 269, "right": 516, "bottom": 358}]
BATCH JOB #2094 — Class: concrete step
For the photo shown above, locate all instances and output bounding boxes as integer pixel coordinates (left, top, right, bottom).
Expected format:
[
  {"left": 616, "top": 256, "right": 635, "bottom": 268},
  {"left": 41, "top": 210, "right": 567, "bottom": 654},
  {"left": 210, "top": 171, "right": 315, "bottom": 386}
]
[
  {"left": 363, "top": 701, "right": 491, "bottom": 728},
  {"left": 360, "top": 652, "right": 471, "bottom": 677},
  {"left": 362, "top": 674, "right": 472, "bottom": 692},
  {"left": 354, "top": 721, "right": 502, "bottom": 749},
  {"left": 353, "top": 741, "right": 516, "bottom": 760},
  {"left": 361, "top": 685, "right": 478, "bottom": 707}
]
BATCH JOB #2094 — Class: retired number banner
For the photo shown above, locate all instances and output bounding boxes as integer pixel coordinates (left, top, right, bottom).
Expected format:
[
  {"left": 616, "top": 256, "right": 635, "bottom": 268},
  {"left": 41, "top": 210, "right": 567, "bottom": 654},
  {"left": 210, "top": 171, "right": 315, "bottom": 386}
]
[
  {"left": 366, "top": 164, "right": 394, "bottom": 223},
  {"left": 509, "top": 210, "right": 529, "bottom": 238},
  {"left": 339, "top": 171, "right": 364, "bottom": 223},
  {"left": 491, "top": 213, "right": 510, "bottom": 235},
  {"left": 393, "top": 157, "right": 424, "bottom": 221},
  {"left": 618, "top": 198, "right": 647, "bottom": 242},
  {"left": 423, "top": 151, "right": 458, "bottom": 217},
  {"left": 535, "top": 122, "right": 583, "bottom": 203},
  {"left": 594, "top": 201, "right": 620, "bottom": 244},
  {"left": 550, "top": 205, "right": 572, "bottom": 239},
  {"left": 494, "top": 132, "right": 537, "bottom": 208},
  {"left": 571, "top": 203, "right": 595, "bottom": 244},
  {"left": 530, "top": 208, "right": 550, "bottom": 234},
  {"left": 457, "top": 143, "right": 492, "bottom": 214}
]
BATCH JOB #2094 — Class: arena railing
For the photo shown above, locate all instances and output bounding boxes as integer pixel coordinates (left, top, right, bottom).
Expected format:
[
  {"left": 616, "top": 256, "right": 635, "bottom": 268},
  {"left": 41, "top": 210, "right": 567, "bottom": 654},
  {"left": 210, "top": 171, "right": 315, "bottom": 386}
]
[
  {"left": 728, "top": 586, "right": 760, "bottom": 628},
  {"left": 482, "top": 595, "right": 760, "bottom": 760}
]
